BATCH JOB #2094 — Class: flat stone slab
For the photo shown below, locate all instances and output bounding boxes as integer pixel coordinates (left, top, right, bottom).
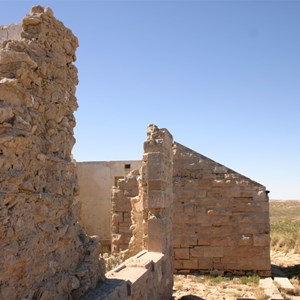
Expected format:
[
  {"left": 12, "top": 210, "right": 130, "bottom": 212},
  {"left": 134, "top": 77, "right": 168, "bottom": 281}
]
[
  {"left": 107, "top": 265, "right": 148, "bottom": 284},
  {"left": 274, "top": 277, "right": 295, "bottom": 290},
  {"left": 81, "top": 278, "right": 128, "bottom": 300},
  {"left": 259, "top": 278, "right": 284, "bottom": 300}
]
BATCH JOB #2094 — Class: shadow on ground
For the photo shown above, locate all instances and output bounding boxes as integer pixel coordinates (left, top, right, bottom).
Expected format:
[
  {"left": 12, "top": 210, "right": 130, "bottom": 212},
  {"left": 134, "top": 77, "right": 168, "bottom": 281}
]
[
  {"left": 272, "top": 263, "right": 300, "bottom": 280},
  {"left": 175, "top": 296, "right": 204, "bottom": 300},
  {"left": 280, "top": 264, "right": 300, "bottom": 280}
]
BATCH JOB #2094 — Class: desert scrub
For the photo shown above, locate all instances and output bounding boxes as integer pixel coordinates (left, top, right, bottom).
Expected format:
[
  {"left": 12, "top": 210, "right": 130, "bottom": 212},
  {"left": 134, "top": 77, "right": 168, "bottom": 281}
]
[
  {"left": 254, "top": 287, "right": 268, "bottom": 300},
  {"left": 101, "top": 252, "right": 125, "bottom": 272},
  {"left": 239, "top": 275, "right": 260, "bottom": 285},
  {"left": 270, "top": 200, "right": 300, "bottom": 253}
]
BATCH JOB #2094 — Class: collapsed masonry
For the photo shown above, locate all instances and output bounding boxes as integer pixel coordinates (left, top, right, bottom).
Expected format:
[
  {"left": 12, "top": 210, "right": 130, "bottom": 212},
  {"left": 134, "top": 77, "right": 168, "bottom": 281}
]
[
  {"left": 109, "top": 142, "right": 271, "bottom": 276},
  {"left": 0, "top": 9, "right": 175, "bottom": 299},
  {"left": 82, "top": 124, "right": 174, "bottom": 300},
  {"left": 0, "top": 7, "right": 104, "bottom": 299}
]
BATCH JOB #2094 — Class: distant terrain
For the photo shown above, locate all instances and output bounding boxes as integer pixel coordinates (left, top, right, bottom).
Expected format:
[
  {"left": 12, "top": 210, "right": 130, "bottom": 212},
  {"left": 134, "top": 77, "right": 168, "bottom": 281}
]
[{"left": 270, "top": 199, "right": 300, "bottom": 254}]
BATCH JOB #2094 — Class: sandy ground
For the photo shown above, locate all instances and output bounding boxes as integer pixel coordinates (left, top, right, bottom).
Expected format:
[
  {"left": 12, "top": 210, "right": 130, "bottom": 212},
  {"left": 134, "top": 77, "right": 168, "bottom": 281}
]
[
  {"left": 172, "top": 250, "right": 300, "bottom": 300},
  {"left": 173, "top": 274, "right": 261, "bottom": 300},
  {"left": 271, "top": 250, "right": 300, "bottom": 267}
]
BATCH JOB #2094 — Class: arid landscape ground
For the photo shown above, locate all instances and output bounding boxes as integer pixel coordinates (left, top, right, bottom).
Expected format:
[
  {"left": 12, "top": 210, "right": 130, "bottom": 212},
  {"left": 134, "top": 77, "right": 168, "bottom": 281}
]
[{"left": 172, "top": 200, "right": 300, "bottom": 300}]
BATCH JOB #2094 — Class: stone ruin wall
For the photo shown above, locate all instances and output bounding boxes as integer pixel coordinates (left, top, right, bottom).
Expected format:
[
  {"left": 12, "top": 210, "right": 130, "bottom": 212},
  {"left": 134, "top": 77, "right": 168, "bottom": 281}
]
[
  {"left": 83, "top": 125, "right": 174, "bottom": 300},
  {"left": 111, "top": 142, "right": 271, "bottom": 276},
  {"left": 0, "top": 7, "right": 104, "bottom": 299},
  {"left": 111, "top": 170, "right": 141, "bottom": 254},
  {"left": 141, "top": 124, "right": 174, "bottom": 298},
  {"left": 172, "top": 142, "right": 270, "bottom": 276}
]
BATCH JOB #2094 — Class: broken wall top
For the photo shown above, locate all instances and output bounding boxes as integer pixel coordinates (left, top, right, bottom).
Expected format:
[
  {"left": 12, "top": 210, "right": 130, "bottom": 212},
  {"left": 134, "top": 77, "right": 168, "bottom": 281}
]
[{"left": 0, "top": 24, "right": 22, "bottom": 43}]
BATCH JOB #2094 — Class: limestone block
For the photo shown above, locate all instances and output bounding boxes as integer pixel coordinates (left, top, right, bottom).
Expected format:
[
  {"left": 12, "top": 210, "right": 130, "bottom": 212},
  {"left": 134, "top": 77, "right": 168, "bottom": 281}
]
[
  {"left": 196, "top": 197, "right": 217, "bottom": 206},
  {"left": 206, "top": 225, "right": 233, "bottom": 237},
  {"left": 112, "top": 213, "right": 123, "bottom": 223},
  {"left": 148, "top": 236, "right": 165, "bottom": 253},
  {"left": 148, "top": 180, "right": 164, "bottom": 191},
  {"left": 198, "top": 258, "right": 213, "bottom": 270},
  {"left": 197, "top": 236, "right": 211, "bottom": 246},
  {"left": 221, "top": 257, "right": 239, "bottom": 264},
  {"left": 211, "top": 216, "right": 230, "bottom": 226},
  {"left": 231, "top": 196, "right": 253, "bottom": 204},
  {"left": 173, "top": 201, "right": 184, "bottom": 212},
  {"left": 174, "top": 248, "right": 190, "bottom": 260},
  {"left": 213, "top": 262, "right": 225, "bottom": 270},
  {"left": 184, "top": 204, "right": 195, "bottom": 213},
  {"left": 190, "top": 246, "right": 204, "bottom": 258},
  {"left": 80, "top": 278, "right": 129, "bottom": 300},
  {"left": 147, "top": 190, "right": 169, "bottom": 209},
  {"left": 254, "top": 189, "right": 268, "bottom": 202},
  {"left": 123, "top": 212, "right": 131, "bottom": 223},
  {"left": 259, "top": 277, "right": 284, "bottom": 300},
  {"left": 182, "top": 259, "right": 199, "bottom": 270},
  {"left": 234, "top": 257, "right": 270, "bottom": 270},
  {"left": 253, "top": 234, "right": 270, "bottom": 247},
  {"left": 144, "top": 138, "right": 165, "bottom": 153},
  {"left": 202, "top": 246, "right": 224, "bottom": 258},
  {"left": 260, "top": 201, "right": 269, "bottom": 212},
  {"left": 232, "top": 202, "right": 262, "bottom": 213},
  {"left": 211, "top": 236, "right": 236, "bottom": 247},
  {"left": 179, "top": 236, "right": 198, "bottom": 247},
  {"left": 112, "top": 198, "right": 131, "bottom": 212},
  {"left": 119, "top": 223, "right": 131, "bottom": 234},
  {"left": 233, "top": 223, "right": 267, "bottom": 235},
  {"left": 223, "top": 246, "right": 266, "bottom": 258}
]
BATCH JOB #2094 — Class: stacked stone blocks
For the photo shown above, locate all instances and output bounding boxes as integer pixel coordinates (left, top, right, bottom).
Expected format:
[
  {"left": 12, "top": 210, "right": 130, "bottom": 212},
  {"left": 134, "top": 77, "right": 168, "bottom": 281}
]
[
  {"left": 111, "top": 170, "right": 140, "bottom": 253},
  {"left": 172, "top": 142, "right": 270, "bottom": 276},
  {"left": 111, "top": 140, "right": 270, "bottom": 276}
]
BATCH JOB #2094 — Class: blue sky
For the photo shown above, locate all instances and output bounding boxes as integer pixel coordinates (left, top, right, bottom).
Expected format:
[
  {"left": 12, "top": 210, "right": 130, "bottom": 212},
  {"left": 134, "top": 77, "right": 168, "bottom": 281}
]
[{"left": 1, "top": 1, "right": 299, "bottom": 199}]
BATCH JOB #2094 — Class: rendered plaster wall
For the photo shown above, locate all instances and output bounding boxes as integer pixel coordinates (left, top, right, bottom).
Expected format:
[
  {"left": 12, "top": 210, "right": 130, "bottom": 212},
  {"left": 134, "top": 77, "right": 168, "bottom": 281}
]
[
  {"left": 0, "top": 7, "right": 103, "bottom": 299},
  {"left": 173, "top": 142, "right": 271, "bottom": 276},
  {"left": 77, "top": 160, "right": 141, "bottom": 248}
]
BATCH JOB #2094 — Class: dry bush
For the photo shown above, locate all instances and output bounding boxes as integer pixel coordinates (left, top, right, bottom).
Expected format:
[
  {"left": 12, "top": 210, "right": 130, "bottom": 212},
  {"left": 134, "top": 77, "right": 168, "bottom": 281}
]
[
  {"left": 254, "top": 287, "right": 268, "bottom": 300},
  {"left": 101, "top": 252, "right": 125, "bottom": 272}
]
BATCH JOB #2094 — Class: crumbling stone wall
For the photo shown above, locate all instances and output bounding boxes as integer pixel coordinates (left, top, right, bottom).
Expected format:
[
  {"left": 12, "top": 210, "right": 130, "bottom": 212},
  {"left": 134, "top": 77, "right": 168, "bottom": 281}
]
[
  {"left": 111, "top": 170, "right": 140, "bottom": 253},
  {"left": 0, "top": 7, "right": 103, "bottom": 299},
  {"left": 106, "top": 125, "right": 174, "bottom": 299},
  {"left": 173, "top": 142, "right": 270, "bottom": 276}
]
